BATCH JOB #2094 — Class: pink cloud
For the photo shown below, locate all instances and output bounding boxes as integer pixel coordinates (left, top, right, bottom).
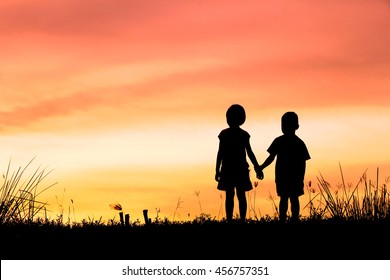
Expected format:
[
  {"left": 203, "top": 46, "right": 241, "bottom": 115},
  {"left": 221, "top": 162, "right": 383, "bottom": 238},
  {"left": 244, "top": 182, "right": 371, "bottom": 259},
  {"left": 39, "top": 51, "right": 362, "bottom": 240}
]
[
  {"left": 1, "top": 49, "right": 389, "bottom": 132},
  {"left": 0, "top": 0, "right": 173, "bottom": 35},
  {"left": 1, "top": 0, "right": 389, "bottom": 131},
  {"left": 2, "top": 0, "right": 389, "bottom": 66}
]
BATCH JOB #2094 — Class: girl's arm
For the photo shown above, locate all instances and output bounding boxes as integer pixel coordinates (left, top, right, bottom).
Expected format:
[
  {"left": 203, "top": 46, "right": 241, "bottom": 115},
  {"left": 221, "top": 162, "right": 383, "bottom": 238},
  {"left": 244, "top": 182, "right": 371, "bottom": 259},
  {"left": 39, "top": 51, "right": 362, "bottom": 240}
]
[
  {"left": 245, "top": 140, "right": 260, "bottom": 169},
  {"left": 215, "top": 142, "right": 223, "bottom": 182},
  {"left": 246, "top": 141, "right": 264, "bottom": 180}
]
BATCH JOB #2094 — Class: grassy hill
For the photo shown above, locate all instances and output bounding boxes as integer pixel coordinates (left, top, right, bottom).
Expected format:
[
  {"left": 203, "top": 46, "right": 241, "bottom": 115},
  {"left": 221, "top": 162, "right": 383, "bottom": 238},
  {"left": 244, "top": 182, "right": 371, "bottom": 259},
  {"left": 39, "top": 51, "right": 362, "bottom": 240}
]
[{"left": 2, "top": 217, "right": 389, "bottom": 260}]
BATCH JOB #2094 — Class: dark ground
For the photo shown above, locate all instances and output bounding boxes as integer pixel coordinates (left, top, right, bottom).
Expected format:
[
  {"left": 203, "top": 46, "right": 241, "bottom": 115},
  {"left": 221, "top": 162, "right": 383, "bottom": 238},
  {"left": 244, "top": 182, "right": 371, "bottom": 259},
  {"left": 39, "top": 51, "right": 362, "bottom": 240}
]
[{"left": 1, "top": 219, "right": 389, "bottom": 260}]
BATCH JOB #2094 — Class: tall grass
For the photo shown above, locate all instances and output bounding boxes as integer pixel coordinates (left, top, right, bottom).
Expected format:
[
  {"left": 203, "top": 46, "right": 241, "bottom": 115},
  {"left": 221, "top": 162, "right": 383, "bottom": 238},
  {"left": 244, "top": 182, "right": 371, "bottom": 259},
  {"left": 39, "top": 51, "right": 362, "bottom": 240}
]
[
  {"left": 305, "top": 164, "right": 390, "bottom": 221},
  {"left": 0, "top": 157, "right": 58, "bottom": 224}
]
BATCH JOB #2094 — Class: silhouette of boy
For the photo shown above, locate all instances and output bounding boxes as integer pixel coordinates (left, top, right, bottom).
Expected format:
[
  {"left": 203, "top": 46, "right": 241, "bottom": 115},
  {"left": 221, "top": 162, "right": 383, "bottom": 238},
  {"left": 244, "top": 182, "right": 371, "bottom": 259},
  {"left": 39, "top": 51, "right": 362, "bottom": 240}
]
[
  {"left": 257, "top": 111, "right": 310, "bottom": 223},
  {"left": 215, "top": 104, "right": 261, "bottom": 222}
]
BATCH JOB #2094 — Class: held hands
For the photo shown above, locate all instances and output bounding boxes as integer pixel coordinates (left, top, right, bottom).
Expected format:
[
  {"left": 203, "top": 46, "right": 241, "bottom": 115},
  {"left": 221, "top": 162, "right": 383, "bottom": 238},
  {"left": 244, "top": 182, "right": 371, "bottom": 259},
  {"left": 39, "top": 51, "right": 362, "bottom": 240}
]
[
  {"left": 255, "top": 165, "right": 264, "bottom": 180},
  {"left": 256, "top": 170, "right": 264, "bottom": 180},
  {"left": 216, "top": 168, "right": 263, "bottom": 182}
]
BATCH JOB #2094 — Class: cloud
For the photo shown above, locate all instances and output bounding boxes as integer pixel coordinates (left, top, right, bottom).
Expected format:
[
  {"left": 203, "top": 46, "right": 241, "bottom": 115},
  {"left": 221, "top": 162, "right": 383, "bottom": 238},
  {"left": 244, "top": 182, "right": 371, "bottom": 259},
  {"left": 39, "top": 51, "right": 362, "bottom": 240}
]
[
  {"left": 1, "top": 0, "right": 389, "bottom": 132},
  {"left": 0, "top": 91, "right": 101, "bottom": 127},
  {"left": 2, "top": 0, "right": 390, "bottom": 66},
  {"left": 0, "top": 0, "right": 174, "bottom": 36},
  {"left": 1, "top": 47, "right": 389, "bottom": 133}
]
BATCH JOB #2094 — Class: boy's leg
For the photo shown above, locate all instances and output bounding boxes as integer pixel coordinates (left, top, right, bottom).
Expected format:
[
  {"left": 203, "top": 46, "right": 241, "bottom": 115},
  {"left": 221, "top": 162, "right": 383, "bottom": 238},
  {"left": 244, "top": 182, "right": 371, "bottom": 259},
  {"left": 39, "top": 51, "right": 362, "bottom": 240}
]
[
  {"left": 236, "top": 188, "right": 247, "bottom": 221},
  {"left": 225, "top": 189, "right": 235, "bottom": 222},
  {"left": 279, "top": 196, "right": 288, "bottom": 222},
  {"left": 290, "top": 196, "right": 300, "bottom": 222}
]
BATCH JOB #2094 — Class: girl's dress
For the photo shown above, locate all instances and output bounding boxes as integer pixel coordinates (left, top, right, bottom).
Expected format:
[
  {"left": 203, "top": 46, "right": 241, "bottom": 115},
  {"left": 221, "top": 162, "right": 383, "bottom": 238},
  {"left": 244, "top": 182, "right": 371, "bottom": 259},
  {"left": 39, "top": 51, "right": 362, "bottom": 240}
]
[{"left": 217, "top": 127, "right": 253, "bottom": 191}]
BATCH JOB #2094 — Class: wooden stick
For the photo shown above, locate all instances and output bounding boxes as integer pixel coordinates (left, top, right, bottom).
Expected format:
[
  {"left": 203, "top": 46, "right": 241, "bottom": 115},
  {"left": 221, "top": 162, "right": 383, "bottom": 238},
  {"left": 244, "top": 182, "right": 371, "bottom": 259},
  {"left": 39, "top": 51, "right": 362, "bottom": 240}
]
[
  {"left": 119, "top": 211, "right": 124, "bottom": 226},
  {"left": 143, "top": 209, "right": 150, "bottom": 225}
]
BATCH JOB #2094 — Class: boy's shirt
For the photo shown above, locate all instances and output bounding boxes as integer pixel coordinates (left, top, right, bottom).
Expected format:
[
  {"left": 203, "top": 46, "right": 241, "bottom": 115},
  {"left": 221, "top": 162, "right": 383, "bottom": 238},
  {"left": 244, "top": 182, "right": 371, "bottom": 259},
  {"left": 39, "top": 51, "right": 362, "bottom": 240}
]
[{"left": 267, "top": 134, "right": 311, "bottom": 186}]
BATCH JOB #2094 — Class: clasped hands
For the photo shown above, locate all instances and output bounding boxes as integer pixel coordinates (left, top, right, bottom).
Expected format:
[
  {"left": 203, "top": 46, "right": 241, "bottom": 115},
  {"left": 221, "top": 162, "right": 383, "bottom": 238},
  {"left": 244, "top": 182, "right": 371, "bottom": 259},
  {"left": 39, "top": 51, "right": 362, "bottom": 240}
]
[
  {"left": 215, "top": 165, "right": 264, "bottom": 183},
  {"left": 255, "top": 165, "right": 264, "bottom": 180}
]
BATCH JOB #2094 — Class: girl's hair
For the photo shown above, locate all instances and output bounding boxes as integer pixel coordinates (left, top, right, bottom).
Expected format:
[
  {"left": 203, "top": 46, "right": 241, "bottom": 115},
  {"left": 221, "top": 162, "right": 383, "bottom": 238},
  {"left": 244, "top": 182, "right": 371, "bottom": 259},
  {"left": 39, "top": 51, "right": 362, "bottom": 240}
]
[{"left": 226, "top": 104, "right": 246, "bottom": 127}]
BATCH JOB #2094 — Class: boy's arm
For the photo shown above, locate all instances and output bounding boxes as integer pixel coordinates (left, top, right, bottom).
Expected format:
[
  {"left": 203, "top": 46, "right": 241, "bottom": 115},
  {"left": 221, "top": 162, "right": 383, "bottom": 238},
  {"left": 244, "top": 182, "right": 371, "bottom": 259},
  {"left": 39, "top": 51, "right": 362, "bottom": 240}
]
[
  {"left": 253, "top": 153, "right": 275, "bottom": 180},
  {"left": 259, "top": 153, "right": 276, "bottom": 170}
]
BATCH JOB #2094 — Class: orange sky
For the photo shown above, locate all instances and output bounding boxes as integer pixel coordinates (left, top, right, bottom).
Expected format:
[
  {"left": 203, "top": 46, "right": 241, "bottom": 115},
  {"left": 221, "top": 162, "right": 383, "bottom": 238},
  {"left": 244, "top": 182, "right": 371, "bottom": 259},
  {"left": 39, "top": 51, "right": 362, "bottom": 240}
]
[{"left": 1, "top": 0, "right": 390, "bottom": 223}]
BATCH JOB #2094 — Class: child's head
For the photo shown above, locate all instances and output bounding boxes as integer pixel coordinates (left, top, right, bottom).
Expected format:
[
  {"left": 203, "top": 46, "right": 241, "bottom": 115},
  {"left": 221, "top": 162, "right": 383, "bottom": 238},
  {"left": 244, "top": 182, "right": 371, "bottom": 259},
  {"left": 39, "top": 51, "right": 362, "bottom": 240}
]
[
  {"left": 226, "top": 104, "right": 246, "bottom": 127},
  {"left": 281, "top": 111, "right": 299, "bottom": 134}
]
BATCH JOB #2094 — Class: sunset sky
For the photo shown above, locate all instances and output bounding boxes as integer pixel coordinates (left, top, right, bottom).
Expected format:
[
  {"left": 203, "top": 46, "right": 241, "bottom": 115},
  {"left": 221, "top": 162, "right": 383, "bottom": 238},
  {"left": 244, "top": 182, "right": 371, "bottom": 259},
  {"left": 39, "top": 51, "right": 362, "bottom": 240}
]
[{"left": 1, "top": 0, "right": 390, "bottom": 223}]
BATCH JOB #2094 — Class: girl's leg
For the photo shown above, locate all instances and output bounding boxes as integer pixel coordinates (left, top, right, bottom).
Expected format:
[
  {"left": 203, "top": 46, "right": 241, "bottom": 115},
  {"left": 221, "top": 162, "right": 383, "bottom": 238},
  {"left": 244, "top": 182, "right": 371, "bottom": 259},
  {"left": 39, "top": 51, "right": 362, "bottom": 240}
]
[
  {"left": 236, "top": 188, "right": 247, "bottom": 221},
  {"left": 225, "top": 189, "right": 235, "bottom": 222},
  {"left": 279, "top": 196, "right": 288, "bottom": 222},
  {"left": 290, "top": 196, "right": 300, "bottom": 222}
]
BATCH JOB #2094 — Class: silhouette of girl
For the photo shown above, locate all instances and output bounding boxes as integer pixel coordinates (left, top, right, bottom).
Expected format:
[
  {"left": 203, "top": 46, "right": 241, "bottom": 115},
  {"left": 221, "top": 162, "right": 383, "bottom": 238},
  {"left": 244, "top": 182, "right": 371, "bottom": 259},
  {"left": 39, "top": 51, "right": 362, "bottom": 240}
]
[{"left": 215, "top": 104, "right": 262, "bottom": 222}]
